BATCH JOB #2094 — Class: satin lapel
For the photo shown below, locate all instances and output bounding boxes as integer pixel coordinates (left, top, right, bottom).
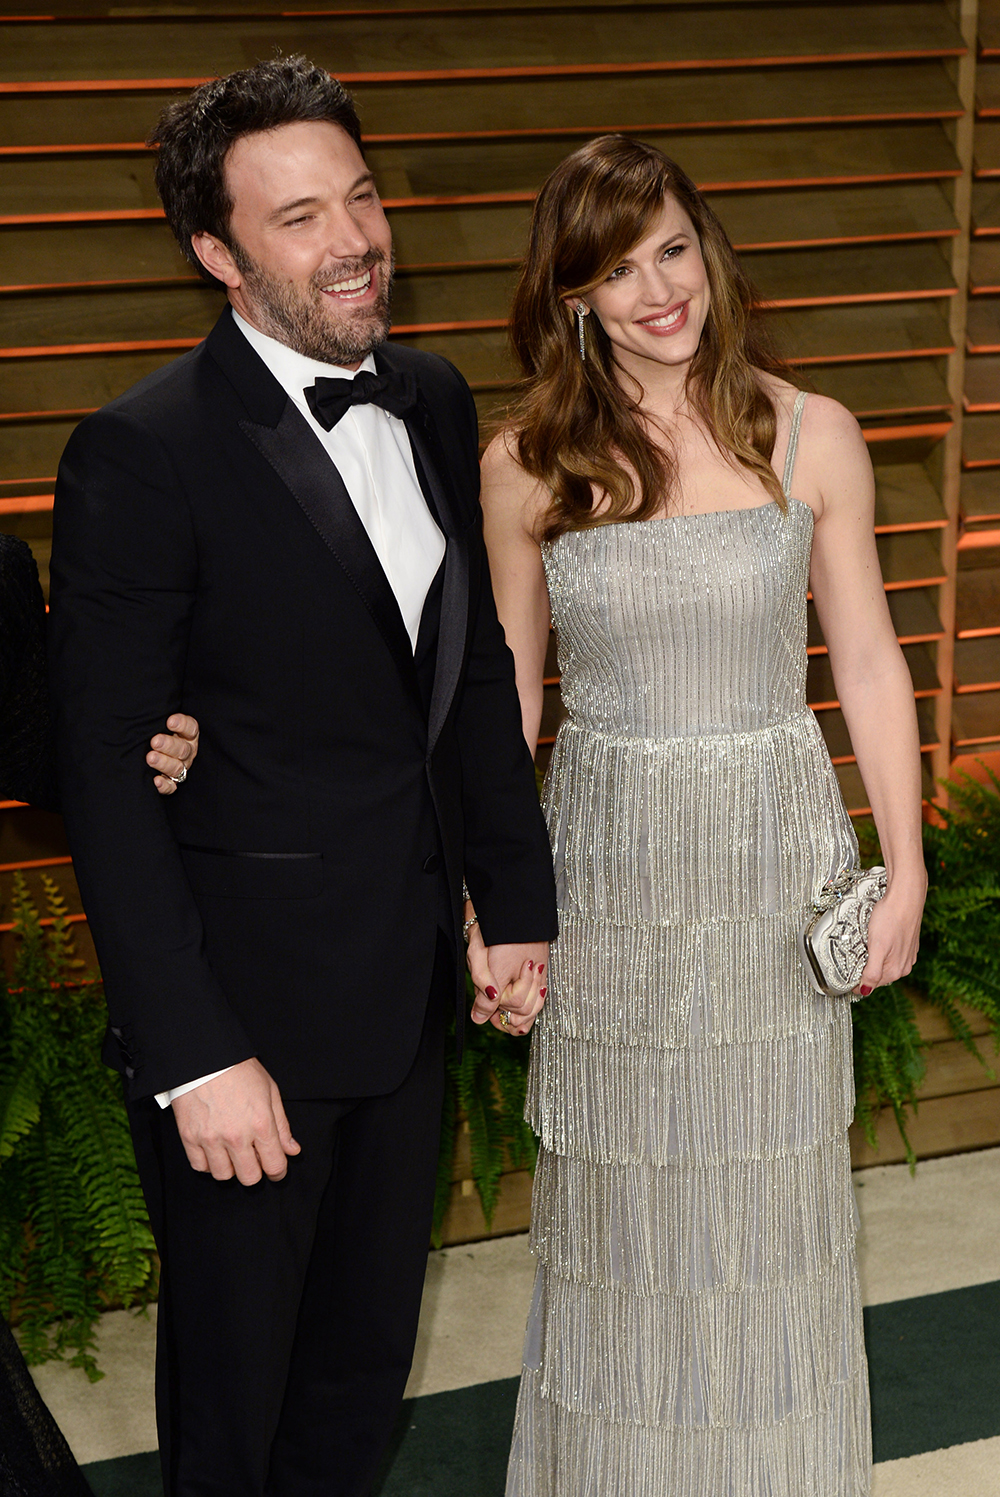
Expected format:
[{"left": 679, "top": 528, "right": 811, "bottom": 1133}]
[
  {"left": 239, "top": 404, "right": 418, "bottom": 701},
  {"left": 402, "top": 396, "right": 470, "bottom": 755}
]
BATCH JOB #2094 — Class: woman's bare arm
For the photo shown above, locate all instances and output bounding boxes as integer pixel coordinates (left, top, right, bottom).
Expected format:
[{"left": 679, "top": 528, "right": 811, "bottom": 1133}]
[
  {"left": 804, "top": 396, "right": 927, "bottom": 990},
  {"left": 466, "top": 434, "right": 552, "bottom": 1032},
  {"left": 480, "top": 433, "right": 552, "bottom": 754}
]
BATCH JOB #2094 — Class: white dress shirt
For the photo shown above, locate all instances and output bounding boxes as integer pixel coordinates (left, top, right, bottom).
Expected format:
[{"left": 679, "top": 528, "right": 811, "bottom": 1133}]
[{"left": 155, "top": 314, "right": 446, "bottom": 1109}]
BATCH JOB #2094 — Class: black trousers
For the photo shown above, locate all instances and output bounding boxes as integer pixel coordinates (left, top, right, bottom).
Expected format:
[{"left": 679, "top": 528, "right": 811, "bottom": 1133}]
[{"left": 127, "top": 935, "right": 450, "bottom": 1497}]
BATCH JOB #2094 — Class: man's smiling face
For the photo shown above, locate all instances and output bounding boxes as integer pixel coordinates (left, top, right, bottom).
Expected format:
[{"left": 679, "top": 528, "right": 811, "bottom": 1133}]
[{"left": 197, "top": 118, "right": 394, "bottom": 369}]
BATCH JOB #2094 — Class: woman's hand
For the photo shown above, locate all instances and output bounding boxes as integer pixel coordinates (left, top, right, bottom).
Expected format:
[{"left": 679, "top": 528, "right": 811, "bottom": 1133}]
[
  {"left": 148, "top": 713, "right": 200, "bottom": 795},
  {"left": 466, "top": 911, "right": 548, "bottom": 1035},
  {"left": 853, "top": 872, "right": 927, "bottom": 995}
]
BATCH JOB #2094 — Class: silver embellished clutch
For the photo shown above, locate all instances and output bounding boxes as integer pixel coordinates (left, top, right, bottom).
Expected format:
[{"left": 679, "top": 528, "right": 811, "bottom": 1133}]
[{"left": 797, "top": 866, "right": 887, "bottom": 997}]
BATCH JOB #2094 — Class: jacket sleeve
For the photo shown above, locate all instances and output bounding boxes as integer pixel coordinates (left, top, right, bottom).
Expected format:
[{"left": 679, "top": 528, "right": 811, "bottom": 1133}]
[
  {"left": 48, "top": 408, "right": 255, "bottom": 1100},
  {"left": 439, "top": 373, "right": 558, "bottom": 947}
]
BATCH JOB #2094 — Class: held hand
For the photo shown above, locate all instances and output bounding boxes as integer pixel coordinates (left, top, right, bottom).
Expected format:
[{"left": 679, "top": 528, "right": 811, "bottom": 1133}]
[
  {"left": 467, "top": 925, "right": 549, "bottom": 1035},
  {"left": 171, "top": 1057, "right": 301, "bottom": 1185},
  {"left": 148, "top": 713, "right": 200, "bottom": 795},
  {"left": 853, "top": 876, "right": 926, "bottom": 996}
]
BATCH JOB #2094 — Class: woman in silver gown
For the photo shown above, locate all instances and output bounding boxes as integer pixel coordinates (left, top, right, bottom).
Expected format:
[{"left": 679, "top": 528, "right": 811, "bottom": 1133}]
[{"left": 466, "top": 137, "right": 927, "bottom": 1495}]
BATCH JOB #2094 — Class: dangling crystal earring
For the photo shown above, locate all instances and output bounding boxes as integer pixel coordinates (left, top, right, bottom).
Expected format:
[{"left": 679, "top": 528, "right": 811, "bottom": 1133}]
[{"left": 576, "top": 304, "right": 588, "bottom": 360}]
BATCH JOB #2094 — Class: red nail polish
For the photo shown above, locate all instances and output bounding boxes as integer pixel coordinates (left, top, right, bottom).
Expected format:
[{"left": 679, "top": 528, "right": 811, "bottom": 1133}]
[
  {"left": 539, "top": 987, "right": 547, "bottom": 999},
  {"left": 858, "top": 985, "right": 873, "bottom": 997},
  {"left": 527, "top": 961, "right": 534, "bottom": 971},
  {"left": 538, "top": 964, "right": 545, "bottom": 975},
  {"left": 486, "top": 987, "right": 499, "bottom": 1002}
]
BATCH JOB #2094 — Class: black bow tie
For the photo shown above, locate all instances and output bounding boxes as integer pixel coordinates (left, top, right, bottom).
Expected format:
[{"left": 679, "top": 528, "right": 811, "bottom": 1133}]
[{"left": 304, "top": 369, "right": 419, "bottom": 431}]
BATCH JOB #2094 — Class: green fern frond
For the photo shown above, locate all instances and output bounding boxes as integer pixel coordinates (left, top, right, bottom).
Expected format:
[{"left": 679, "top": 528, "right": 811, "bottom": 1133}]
[
  {"left": 0, "top": 1070, "right": 42, "bottom": 1163},
  {"left": 852, "top": 984, "right": 927, "bottom": 1167}
]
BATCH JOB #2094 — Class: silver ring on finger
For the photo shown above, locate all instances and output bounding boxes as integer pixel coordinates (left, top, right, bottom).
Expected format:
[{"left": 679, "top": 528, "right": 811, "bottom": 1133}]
[
  {"left": 498, "top": 1008, "right": 511, "bottom": 1028},
  {"left": 166, "top": 764, "right": 188, "bottom": 785}
]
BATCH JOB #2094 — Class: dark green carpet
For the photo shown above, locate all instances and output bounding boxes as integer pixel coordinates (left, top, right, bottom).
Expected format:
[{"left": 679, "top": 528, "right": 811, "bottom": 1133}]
[
  {"left": 865, "top": 1278, "right": 1000, "bottom": 1462},
  {"left": 82, "top": 1280, "right": 1000, "bottom": 1494}
]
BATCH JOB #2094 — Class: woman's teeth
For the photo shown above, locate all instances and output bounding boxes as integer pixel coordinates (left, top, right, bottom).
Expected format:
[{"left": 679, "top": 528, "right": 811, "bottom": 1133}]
[{"left": 643, "top": 304, "right": 685, "bottom": 329}]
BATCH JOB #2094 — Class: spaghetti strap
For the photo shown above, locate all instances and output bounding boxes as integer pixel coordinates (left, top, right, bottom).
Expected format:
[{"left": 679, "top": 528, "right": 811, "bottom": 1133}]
[{"left": 782, "top": 389, "right": 807, "bottom": 497}]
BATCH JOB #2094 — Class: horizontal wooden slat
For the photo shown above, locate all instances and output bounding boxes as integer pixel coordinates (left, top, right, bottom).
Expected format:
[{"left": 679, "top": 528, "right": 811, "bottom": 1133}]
[
  {"left": 809, "top": 361, "right": 951, "bottom": 420},
  {"left": 0, "top": 284, "right": 222, "bottom": 354},
  {"left": 0, "top": 9, "right": 967, "bottom": 89},
  {"left": 0, "top": 229, "right": 959, "bottom": 309},
  {"left": 964, "top": 353, "right": 1000, "bottom": 410},
  {"left": 972, "top": 179, "right": 1000, "bottom": 234},
  {"left": 757, "top": 301, "right": 954, "bottom": 364},
  {"left": 966, "top": 296, "right": 1000, "bottom": 351},
  {"left": 955, "top": 566, "right": 1000, "bottom": 636},
  {"left": 0, "top": 350, "right": 178, "bottom": 417},
  {"left": 981, "top": 0, "right": 1000, "bottom": 58},
  {"left": 882, "top": 587, "right": 946, "bottom": 642},
  {"left": 975, "top": 118, "right": 1000, "bottom": 179},
  {"left": 953, "top": 690, "right": 1000, "bottom": 744},
  {"left": 961, "top": 468, "right": 1000, "bottom": 522},
  {"left": 0, "top": 420, "right": 75, "bottom": 484},
  {"left": 0, "top": 221, "right": 193, "bottom": 290},
  {"left": 877, "top": 529, "right": 948, "bottom": 589},
  {"left": 0, "top": 126, "right": 964, "bottom": 224},
  {"left": 871, "top": 463, "right": 947, "bottom": 530},
  {"left": 0, "top": 62, "right": 965, "bottom": 154},
  {"left": 438, "top": 1166, "right": 532, "bottom": 1246},
  {"left": 849, "top": 1086, "right": 1000, "bottom": 1169},
  {"left": 2, "top": 180, "right": 958, "bottom": 265},
  {"left": 748, "top": 240, "right": 956, "bottom": 308},
  {"left": 977, "top": 58, "right": 1000, "bottom": 115},
  {"left": 954, "top": 635, "right": 1000, "bottom": 692},
  {"left": 969, "top": 239, "right": 1000, "bottom": 292},
  {"left": 963, "top": 412, "right": 1000, "bottom": 466},
  {"left": 0, "top": 123, "right": 962, "bottom": 222}
]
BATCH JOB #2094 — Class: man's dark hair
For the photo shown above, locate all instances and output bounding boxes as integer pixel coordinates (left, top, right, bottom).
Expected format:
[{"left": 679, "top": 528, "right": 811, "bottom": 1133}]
[{"left": 148, "top": 55, "right": 364, "bottom": 286}]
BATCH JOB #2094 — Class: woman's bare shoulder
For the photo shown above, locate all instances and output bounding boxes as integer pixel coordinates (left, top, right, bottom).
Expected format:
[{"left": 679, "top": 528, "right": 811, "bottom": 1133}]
[{"left": 759, "top": 373, "right": 863, "bottom": 445}]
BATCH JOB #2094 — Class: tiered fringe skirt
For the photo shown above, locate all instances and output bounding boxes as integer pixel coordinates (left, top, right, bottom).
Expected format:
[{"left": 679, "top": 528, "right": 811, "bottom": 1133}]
[{"left": 506, "top": 716, "right": 873, "bottom": 1496}]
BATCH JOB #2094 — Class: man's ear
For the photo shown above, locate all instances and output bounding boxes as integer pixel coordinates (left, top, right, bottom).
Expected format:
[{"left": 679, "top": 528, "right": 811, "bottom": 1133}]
[{"left": 191, "top": 233, "right": 241, "bottom": 289}]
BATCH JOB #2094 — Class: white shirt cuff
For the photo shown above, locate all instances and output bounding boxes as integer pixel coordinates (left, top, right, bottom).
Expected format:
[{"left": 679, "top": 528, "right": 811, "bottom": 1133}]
[{"left": 155, "top": 1066, "right": 236, "bottom": 1109}]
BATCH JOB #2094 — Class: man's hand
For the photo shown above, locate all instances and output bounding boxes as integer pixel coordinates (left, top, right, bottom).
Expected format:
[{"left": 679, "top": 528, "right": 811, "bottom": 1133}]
[
  {"left": 171, "top": 1057, "right": 301, "bottom": 1185},
  {"left": 467, "top": 930, "right": 549, "bottom": 1035},
  {"left": 148, "top": 713, "right": 200, "bottom": 795}
]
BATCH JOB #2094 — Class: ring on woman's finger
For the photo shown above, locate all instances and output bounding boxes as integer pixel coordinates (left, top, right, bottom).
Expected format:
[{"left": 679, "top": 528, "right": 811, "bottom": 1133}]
[{"left": 498, "top": 1009, "right": 511, "bottom": 1027}]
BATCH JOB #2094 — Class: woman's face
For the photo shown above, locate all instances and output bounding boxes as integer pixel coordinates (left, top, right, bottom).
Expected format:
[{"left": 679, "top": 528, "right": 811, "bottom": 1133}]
[{"left": 577, "top": 195, "right": 710, "bottom": 382}]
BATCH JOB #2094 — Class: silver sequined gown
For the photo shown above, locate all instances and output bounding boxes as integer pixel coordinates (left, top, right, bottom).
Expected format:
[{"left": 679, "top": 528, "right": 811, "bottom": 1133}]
[{"left": 507, "top": 394, "right": 872, "bottom": 1496}]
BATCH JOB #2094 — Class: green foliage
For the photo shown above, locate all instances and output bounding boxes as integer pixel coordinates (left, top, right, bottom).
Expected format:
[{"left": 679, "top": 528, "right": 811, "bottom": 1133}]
[
  {"left": 431, "top": 976, "right": 538, "bottom": 1247},
  {"left": 0, "top": 874, "right": 156, "bottom": 1379},
  {"left": 851, "top": 983, "right": 926, "bottom": 1165},
  {"left": 912, "top": 768, "right": 1000, "bottom": 1052},
  {"left": 851, "top": 767, "right": 1000, "bottom": 1161}
]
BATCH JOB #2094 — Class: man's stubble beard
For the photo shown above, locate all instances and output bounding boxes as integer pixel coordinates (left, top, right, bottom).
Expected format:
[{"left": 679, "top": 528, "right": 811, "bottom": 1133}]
[{"left": 231, "top": 243, "right": 394, "bottom": 365}]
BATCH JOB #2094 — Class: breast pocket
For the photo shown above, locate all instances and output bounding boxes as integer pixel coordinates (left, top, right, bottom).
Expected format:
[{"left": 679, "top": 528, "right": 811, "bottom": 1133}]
[{"left": 180, "top": 846, "right": 323, "bottom": 900}]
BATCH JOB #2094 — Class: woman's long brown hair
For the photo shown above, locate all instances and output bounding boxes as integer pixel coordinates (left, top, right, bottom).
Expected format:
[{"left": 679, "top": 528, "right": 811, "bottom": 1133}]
[{"left": 506, "top": 136, "right": 793, "bottom": 541}]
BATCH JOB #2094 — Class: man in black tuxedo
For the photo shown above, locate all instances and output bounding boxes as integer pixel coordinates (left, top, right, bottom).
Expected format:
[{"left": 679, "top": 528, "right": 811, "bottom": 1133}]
[{"left": 48, "top": 56, "right": 556, "bottom": 1497}]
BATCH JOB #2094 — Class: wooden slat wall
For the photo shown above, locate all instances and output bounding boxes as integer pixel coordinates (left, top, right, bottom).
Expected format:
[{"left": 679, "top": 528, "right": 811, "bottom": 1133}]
[{"left": 1, "top": 3, "right": 997, "bottom": 1189}]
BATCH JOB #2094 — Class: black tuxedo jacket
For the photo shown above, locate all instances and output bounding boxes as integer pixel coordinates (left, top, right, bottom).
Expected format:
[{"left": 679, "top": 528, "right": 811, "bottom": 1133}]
[{"left": 49, "top": 309, "right": 557, "bottom": 1102}]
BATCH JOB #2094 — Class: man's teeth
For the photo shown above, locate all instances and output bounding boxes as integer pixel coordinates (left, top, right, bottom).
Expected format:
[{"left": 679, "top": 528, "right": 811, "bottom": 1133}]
[{"left": 323, "top": 271, "right": 372, "bottom": 295}]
